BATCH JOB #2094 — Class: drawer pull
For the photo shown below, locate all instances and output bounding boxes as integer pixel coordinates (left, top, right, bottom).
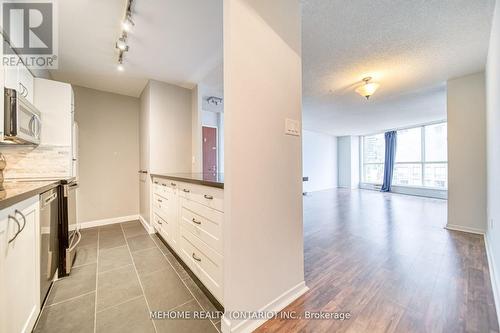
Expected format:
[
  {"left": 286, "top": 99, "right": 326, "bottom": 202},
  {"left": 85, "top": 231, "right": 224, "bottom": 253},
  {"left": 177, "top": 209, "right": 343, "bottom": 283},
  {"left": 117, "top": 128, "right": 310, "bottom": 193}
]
[
  {"left": 8, "top": 215, "right": 21, "bottom": 244},
  {"left": 204, "top": 194, "right": 214, "bottom": 200},
  {"left": 171, "top": 182, "right": 177, "bottom": 187},
  {"left": 157, "top": 199, "right": 163, "bottom": 203},
  {"left": 192, "top": 218, "right": 202, "bottom": 225},
  {"left": 154, "top": 181, "right": 159, "bottom": 184},
  {"left": 192, "top": 253, "right": 202, "bottom": 262},
  {"left": 161, "top": 183, "right": 167, "bottom": 187},
  {"left": 157, "top": 219, "right": 162, "bottom": 225},
  {"left": 15, "top": 209, "right": 27, "bottom": 234},
  {"left": 183, "top": 189, "right": 190, "bottom": 193}
]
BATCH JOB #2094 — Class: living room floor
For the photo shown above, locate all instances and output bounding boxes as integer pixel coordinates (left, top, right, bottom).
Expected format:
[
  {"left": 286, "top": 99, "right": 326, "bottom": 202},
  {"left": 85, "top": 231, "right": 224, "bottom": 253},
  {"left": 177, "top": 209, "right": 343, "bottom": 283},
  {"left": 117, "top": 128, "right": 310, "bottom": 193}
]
[
  {"left": 256, "top": 188, "right": 499, "bottom": 333},
  {"left": 34, "top": 221, "right": 221, "bottom": 333}
]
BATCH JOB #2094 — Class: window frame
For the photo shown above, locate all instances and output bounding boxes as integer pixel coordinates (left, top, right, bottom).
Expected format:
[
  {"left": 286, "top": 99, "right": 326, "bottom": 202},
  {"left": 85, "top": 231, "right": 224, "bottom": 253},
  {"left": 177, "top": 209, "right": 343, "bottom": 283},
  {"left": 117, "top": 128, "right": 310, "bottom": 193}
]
[{"left": 360, "top": 121, "right": 448, "bottom": 190}]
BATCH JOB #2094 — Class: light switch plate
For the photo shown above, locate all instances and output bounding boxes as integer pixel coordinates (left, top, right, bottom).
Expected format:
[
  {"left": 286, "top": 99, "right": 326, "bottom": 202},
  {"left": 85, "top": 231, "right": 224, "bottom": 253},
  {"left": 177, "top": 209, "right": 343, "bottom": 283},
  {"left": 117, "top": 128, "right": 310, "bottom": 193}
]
[{"left": 285, "top": 118, "right": 301, "bottom": 136}]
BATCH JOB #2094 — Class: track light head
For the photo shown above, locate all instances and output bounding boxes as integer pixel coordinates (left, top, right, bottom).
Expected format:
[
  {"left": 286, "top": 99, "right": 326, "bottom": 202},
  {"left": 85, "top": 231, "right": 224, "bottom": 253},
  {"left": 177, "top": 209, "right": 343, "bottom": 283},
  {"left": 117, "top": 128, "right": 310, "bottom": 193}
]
[
  {"left": 122, "top": 15, "right": 134, "bottom": 32},
  {"left": 116, "top": 36, "right": 129, "bottom": 51}
]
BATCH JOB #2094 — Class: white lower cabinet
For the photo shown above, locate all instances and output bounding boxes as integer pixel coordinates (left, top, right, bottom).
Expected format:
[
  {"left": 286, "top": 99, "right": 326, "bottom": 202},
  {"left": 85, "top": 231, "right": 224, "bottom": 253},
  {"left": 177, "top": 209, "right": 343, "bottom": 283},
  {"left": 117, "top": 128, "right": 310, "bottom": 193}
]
[
  {"left": 152, "top": 177, "right": 224, "bottom": 304},
  {"left": 0, "top": 196, "right": 40, "bottom": 333}
]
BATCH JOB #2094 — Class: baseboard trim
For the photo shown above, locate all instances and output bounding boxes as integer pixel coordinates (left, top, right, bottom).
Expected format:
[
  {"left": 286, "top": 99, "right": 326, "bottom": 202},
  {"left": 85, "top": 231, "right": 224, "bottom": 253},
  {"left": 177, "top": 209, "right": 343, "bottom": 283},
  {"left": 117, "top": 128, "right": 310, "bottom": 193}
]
[
  {"left": 79, "top": 214, "right": 139, "bottom": 229},
  {"left": 485, "top": 233, "right": 500, "bottom": 330},
  {"left": 139, "top": 214, "right": 155, "bottom": 234},
  {"left": 445, "top": 224, "right": 486, "bottom": 235},
  {"left": 221, "top": 281, "right": 309, "bottom": 333}
]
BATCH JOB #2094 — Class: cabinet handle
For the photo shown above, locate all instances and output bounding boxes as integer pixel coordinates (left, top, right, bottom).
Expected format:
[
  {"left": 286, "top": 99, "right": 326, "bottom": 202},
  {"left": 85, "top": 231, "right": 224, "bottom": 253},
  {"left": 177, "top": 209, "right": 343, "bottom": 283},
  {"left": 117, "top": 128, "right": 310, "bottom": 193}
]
[
  {"left": 183, "top": 189, "right": 190, "bottom": 193},
  {"left": 204, "top": 195, "right": 214, "bottom": 200},
  {"left": 154, "top": 181, "right": 159, "bottom": 184},
  {"left": 192, "top": 253, "right": 202, "bottom": 262},
  {"left": 192, "top": 218, "right": 201, "bottom": 225},
  {"left": 8, "top": 215, "right": 21, "bottom": 243},
  {"left": 161, "top": 184, "right": 167, "bottom": 187},
  {"left": 157, "top": 219, "right": 162, "bottom": 225},
  {"left": 157, "top": 199, "right": 163, "bottom": 203},
  {"left": 15, "top": 209, "right": 27, "bottom": 234},
  {"left": 170, "top": 183, "right": 177, "bottom": 187}
]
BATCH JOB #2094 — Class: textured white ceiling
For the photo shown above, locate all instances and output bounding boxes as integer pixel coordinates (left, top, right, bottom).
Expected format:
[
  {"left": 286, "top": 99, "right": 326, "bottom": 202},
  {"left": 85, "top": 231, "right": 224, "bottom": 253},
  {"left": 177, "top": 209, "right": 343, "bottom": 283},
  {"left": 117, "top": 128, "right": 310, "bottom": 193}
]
[
  {"left": 50, "top": 0, "right": 223, "bottom": 97},
  {"left": 301, "top": 0, "right": 496, "bottom": 135}
]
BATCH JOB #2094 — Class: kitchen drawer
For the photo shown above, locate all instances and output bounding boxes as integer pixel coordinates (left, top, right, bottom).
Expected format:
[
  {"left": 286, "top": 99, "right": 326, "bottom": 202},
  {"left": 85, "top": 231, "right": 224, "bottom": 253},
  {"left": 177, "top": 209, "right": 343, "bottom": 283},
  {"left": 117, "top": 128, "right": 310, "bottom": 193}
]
[
  {"left": 180, "top": 199, "right": 223, "bottom": 254},
  {"left": 153, "top": 214, "right": 172, "bottom": 242},
  {"left": 178, "top": 183, "right": 224, "bottom": 212},
  {"left": 152, "top": 177, "right": 178, "bottom": 198},
  {"left": 180, "top": 228, "right": 223, "bottom": 302},
  {"left": 152, "top": 194, "right": 169, "bottom": 221}
]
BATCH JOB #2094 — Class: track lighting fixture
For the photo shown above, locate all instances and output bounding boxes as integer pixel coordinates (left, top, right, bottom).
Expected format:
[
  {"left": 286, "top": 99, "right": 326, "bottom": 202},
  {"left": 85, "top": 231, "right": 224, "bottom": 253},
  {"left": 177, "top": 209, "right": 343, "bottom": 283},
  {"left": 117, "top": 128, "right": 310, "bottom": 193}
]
[{"left": 116, "top": 0, "right": 135, "bottom": 71}]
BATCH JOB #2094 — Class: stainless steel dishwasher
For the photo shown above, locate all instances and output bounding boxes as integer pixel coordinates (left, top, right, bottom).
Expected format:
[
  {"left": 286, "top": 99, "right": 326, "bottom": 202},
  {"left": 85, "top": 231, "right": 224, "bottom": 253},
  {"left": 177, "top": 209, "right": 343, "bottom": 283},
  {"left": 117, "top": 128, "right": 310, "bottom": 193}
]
[{"left": 40, "top": 187, "right": 59, "bottom": 306}]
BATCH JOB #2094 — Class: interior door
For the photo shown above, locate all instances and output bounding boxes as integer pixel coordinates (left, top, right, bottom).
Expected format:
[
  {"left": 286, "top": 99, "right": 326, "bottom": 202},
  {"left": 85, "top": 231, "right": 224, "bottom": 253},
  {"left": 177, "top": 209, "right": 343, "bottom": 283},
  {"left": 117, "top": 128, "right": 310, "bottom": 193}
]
[{"left": 202, "top": 126, "right": 217, "bottom": 174}]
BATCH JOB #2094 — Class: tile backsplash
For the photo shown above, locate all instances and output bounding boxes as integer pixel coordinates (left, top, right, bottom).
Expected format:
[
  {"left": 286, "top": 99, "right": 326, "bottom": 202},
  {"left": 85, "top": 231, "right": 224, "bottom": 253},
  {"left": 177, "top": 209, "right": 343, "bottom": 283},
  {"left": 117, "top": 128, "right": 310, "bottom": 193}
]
[{"left": 0, "top": 145, "right": 71, "bottom": 179}]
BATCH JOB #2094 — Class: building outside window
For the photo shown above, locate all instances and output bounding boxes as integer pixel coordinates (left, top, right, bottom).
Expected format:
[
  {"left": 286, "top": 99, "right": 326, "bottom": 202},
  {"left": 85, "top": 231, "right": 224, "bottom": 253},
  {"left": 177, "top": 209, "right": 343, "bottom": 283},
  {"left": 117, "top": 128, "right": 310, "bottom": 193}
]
[{"left": 361, "top": 122, "right": 447, "bottom": 189}]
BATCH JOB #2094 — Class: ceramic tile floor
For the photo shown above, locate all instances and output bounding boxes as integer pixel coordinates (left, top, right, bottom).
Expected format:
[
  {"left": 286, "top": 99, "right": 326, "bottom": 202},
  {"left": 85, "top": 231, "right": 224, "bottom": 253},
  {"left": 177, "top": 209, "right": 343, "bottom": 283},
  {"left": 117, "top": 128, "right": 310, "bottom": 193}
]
[{"left": 34, "top": 221, "right": 221, "bottom": 333}]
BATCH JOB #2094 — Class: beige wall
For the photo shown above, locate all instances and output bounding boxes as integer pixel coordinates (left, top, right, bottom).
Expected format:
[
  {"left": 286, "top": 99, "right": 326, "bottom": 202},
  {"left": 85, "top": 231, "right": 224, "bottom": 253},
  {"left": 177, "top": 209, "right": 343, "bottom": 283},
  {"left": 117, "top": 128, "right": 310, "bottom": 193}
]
[
  {"left": 73, "top": 86, "right": 140, "bottom": 223},
  {"left": 447, "top": 72, "right": 487, "bottom": 233},
  {"left": 223, "top": 0, "right": 305, "bottom": 331}
]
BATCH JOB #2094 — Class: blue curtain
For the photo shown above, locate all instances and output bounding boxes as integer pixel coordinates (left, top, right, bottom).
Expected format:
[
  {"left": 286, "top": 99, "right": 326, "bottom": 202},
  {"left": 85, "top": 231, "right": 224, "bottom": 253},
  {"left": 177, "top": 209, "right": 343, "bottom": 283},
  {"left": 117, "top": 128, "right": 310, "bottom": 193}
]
[{"left": 381, "top": 131, "right": 397, "bottom": 192}]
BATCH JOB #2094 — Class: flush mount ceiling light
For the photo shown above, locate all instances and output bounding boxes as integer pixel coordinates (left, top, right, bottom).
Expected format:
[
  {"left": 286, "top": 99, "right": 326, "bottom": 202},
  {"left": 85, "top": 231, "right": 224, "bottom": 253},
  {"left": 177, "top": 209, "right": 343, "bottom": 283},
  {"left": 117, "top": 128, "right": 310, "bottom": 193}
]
[{"left": 355, "top": 77, "right": 380, "bottom": 99}]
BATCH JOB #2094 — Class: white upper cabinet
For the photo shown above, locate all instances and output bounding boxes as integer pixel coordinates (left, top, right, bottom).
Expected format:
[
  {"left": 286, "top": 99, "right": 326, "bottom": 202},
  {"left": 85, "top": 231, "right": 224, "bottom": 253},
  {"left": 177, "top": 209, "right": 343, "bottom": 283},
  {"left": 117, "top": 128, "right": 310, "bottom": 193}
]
[
  {"left": 18, "top": 65, "right": 34, "bottom": 104},
  {"left": 3, "top": 40, "right": 35, "bottom": 105},
  {"left": 34, "top": 78, "right": 74, "bottom": 146}
]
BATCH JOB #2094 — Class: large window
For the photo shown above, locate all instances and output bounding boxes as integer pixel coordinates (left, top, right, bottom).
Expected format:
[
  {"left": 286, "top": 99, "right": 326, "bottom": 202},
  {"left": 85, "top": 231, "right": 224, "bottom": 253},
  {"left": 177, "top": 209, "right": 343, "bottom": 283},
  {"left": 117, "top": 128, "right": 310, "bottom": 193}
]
[
  {"left": 361, "top": 122, "right": 448, "bottom": 189},
  {"left": 362, "top": 134, "right": 385, "bottom": 184}
]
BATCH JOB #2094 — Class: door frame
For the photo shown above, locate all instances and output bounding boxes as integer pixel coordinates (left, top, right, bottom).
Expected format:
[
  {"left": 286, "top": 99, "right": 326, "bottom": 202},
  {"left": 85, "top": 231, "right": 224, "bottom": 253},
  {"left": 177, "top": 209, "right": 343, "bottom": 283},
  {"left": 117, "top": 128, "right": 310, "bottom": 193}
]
[{"left": 202, "top": 125, "right": 218, "bottom": 173}]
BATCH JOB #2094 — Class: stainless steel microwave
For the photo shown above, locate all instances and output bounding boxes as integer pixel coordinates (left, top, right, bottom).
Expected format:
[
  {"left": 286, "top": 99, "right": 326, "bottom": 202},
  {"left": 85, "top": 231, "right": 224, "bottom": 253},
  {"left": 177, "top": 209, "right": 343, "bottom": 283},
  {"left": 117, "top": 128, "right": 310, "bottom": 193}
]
[{"left": 3, "top": 88, "right": 41, "bottom": 145}]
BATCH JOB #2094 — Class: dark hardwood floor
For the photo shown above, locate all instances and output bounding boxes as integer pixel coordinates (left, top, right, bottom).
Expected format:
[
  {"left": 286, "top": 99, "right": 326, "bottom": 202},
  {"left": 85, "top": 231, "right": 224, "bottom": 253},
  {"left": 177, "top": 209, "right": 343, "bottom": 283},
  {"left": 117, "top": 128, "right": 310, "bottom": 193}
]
[{"left": 256, "top": 189, "right": 499, "bottom": 333}]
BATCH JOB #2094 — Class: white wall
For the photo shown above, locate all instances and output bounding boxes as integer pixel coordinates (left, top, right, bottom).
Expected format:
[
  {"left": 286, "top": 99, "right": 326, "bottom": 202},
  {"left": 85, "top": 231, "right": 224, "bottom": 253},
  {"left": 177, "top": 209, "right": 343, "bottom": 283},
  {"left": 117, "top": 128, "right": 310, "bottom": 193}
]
[
  {"left": 73, "top": 86, "right": 140, "bottom": 223},
  {"left": 486, "top": 0, "right": 500, "bottom": 319},
  {"left": 148, "top": 80, "right": 192, "bottom": 174},
  {"left": 139, "top": 82, "right": 151, "bottom": 224},
  {"left": 223, "top": 0, "right": 305, "bottom": 332},
  {"left": 447, "top": 72, "right": 487, "bottom": 233},
  {"left": 337, "top": 136, "right": 360, "bottom": 189},
  {"left": 302, "top": 130, "right": 337, "bottom": 192}
]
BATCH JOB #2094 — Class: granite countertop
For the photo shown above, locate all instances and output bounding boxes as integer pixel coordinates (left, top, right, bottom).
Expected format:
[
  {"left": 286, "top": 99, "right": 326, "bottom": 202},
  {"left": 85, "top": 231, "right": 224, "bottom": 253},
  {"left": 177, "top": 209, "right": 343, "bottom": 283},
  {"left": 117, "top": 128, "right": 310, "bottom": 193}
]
[
  {"left": 0, "top": 180, "right": 62, "bottom": 210},
  {"left": 151, "top": 173, "right": 224, "bottom": 189}
]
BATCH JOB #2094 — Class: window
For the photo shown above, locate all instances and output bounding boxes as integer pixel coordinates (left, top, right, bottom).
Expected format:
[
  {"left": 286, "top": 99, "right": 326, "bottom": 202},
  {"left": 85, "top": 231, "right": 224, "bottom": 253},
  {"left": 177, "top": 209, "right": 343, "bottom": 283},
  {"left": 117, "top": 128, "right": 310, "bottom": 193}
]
[
  {"left": 362, "top": 134, "right": 384, "bottom": 184},
  {"left": 361, "top": 122, "right": 447, "bottom": 189}
]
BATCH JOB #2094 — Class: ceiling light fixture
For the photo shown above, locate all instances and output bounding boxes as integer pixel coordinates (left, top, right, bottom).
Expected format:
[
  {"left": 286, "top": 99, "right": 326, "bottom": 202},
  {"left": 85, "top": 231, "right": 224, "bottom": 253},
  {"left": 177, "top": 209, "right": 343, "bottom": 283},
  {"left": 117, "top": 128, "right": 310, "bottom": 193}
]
[
  {"left": 207, "top": 96, "right": 223, "bottom": 106},
  {"left": 122, "top": 15, "right": 134, "bottom": 32},
  {"left": 117, "top": 53, "right": 125, "bottom": 71},
  {"left": 116, "top": 0, "right": 135, "bottom": 71},
  {"left": 355, "top": 77, "right": 380, "bottom": 99},
  {"left": 116, "top": 35, "right": 129, "bottom": 51}
]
